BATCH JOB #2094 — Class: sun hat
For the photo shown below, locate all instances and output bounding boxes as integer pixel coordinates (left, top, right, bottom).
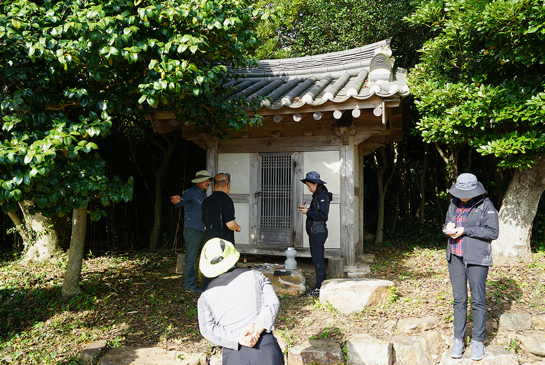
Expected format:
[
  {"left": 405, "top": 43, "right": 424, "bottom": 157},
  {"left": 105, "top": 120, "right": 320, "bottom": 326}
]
[
  {"left": 301, "top": 171, "right": 326, "bottom": 185},
  {"left": 191, "top": 170, "right": 212, "bottom": 183},
  {"left": 448, "top": 173, "right": 486, "bottom": 199},
  {"left": 199, "top": 238, "right": 240, "bottom": 278}
]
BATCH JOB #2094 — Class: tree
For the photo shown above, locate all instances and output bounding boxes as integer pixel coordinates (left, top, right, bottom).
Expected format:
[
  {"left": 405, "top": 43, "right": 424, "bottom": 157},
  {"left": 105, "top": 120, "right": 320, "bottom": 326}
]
[
  {"left": 407, "top": 0, "right": 545, "bottom": 262},
  {"left": 1, "top": 0, "right": 262, "bottom": 296}
]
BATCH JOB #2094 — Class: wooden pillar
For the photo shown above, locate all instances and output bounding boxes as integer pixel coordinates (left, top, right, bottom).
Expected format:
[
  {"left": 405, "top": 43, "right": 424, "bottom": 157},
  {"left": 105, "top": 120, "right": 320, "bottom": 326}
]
[
  {"left": 358, "top": 144, "right": 365, "bottom": 257},
  {"left": 249, "top": 153, "right": 259, "bottom": 245},
  {"left": 340, "top": 130, "right": 355, "bottom": 266},
  {"left": 292, "top": 152, "right": 304, "bottom": 248},
  {"left": 206, "top": 140, "right": 218, "bottom": 196}
]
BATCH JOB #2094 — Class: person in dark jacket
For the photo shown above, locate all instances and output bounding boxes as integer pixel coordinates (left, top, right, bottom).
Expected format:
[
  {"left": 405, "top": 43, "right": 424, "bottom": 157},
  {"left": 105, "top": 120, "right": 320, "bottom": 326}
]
[
  {"left": 443, "top": 173, "right": 499, "bottom": 361},
  {"left": 298, "top": 171, "right": 333, "bottom": 298}
]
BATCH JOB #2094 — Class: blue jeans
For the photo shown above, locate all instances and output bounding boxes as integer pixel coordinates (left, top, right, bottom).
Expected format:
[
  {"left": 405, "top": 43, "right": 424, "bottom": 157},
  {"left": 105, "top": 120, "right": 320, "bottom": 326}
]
[
  {"left": 448, "top": 254, "right": 489, "bottom": 342},
  {"left": 183, "top": 227, "right": 205, "bottom": 290},
  {"left": 309, "top": 232, "right": 327, "bottom": 289}
]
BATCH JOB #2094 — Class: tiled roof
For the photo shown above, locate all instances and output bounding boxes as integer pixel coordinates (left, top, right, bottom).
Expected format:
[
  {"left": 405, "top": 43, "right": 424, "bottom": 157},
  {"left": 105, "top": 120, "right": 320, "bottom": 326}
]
[{"left": 227, "top": 39, "right": 409, "bottom": 111}]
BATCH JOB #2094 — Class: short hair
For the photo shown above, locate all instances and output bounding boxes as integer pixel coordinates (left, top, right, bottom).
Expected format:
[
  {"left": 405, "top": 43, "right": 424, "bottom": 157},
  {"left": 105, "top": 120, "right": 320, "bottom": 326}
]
[{"left": 214, "top": 173, "right": 230, "bottom": 188}]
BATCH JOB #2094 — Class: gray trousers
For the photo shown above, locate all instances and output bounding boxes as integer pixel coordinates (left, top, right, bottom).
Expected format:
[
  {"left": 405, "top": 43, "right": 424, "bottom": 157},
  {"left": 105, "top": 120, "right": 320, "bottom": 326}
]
[
  {"left": 448, "top": 254, "right": 489, "bottom": 342},
  {"left": 222, "top": 332, "right": 284, "bottom": 365}
]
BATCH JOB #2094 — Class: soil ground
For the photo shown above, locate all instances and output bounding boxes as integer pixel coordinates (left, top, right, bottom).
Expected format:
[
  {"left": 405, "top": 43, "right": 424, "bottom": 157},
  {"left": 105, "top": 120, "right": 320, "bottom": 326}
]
[{"left": 0, "top": 246, "right": 544, "bottom": 364}]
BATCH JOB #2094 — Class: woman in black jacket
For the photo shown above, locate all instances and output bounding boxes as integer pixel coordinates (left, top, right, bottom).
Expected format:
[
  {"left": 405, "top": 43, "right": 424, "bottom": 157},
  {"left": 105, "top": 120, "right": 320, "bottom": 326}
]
[
  {"left": 298, "top": 171, "right": 333, "bottom": 298},
  {"left": 443, "top": 173, "right": 499, "bottom": 361}
]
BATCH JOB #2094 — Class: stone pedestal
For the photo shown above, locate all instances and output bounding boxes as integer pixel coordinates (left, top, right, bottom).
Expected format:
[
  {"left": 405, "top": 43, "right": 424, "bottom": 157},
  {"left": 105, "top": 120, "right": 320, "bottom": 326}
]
[{"left": 256, "top": 267, "right": 306, "bottom": 296}]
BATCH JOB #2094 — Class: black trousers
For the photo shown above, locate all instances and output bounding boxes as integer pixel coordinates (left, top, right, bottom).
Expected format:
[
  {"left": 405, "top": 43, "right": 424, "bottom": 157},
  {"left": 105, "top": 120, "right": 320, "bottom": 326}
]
[
  {"left": 222, "top": 332, "right": 284, "bottom": 365},
  {"left": 448, "top": 254, "right": 489, "bottom": 342},
  {"left": 309, "top": 231, "right": 328, "bottom": 289}
]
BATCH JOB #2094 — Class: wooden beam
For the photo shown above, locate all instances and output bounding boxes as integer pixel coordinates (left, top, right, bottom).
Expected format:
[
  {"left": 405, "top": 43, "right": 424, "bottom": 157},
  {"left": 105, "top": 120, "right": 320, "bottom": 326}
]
[{"left": 216, "top": 135, "right": 341, "bottom": 153}]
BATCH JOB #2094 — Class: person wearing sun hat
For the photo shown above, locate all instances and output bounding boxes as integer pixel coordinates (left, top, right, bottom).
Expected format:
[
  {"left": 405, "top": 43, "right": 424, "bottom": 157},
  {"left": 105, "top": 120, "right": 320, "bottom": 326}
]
[
  {"left": 298, "top": 171, "right": 333, "bottom": 298},
  {"left": 170, "top": 170, "right": 212, "bottom": 293},
  {"left": 443, "top": 173, "right": 499, "bottom": 361},
  {"left": 197, "top": 238, "right": 284, "bottom": 364}
]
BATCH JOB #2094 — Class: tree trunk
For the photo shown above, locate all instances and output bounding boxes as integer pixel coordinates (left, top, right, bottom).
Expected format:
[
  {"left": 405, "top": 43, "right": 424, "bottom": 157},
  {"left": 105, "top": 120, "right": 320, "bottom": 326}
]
[
  {"left": 432, "top": 148, "right": 444, "bottom": 223},
  {"left": 149, "top": 134, "right": 177, "bottom": 250},
  {"left": 6, "top": 210, "right": 29, "bottom": 243},
  {"left": 419, "top": 143, "right": 429, "bottom": 227},
  {"left": 62, "top": 206, "right": 88, "bottom": 300},
  {"left": 374, "top": 146, "right": 397, "bottom": 244},
  {"left": 19, "top": 200, "right": 69, "bottom": 262},
  {"left": 493, "top": 156, "right": 545, "bottom": 264}
]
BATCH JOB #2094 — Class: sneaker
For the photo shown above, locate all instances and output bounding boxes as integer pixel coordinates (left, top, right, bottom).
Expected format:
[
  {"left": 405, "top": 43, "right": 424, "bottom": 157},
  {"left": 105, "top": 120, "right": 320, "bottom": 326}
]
[
  {"left": 186, "top": 287, "right": 203, "bottom": 294},
  {"left": 450, "top": 338, "right": 464, "bottom": 359},
  {"left": 470, "top": 340, "right": 484, "bottom": 361},
  {"left": 306, "top": 288, "right": 320, "bottom": 298}
]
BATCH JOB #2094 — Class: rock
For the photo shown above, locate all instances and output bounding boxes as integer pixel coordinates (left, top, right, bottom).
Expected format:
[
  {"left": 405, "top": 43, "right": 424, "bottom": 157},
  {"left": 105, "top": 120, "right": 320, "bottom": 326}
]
[
  {"left": 208, "top": 354, "right": 222, "bottom": 365},
  {"left": 494, "top": 312, "right": 532, "bottom": 331},
  {"left": 533, "top": 314, "right": 545, "bottom": 329},
  {"left": 79, "top": 340, "right": 107, "bottom": 365},
  {"left": 439, "top": 345, "right": 518, "bottom": 365},
  {"left": 357, "top": 254, "right": 375, "bottom": 264},
  {"left": 288, "top": 339, "right": 342, "bottom": 365},
  {"left": 344, "top": 264, "right": 371, "bottom": 278},
  {"left": 517, "top": 331, "right": 545, "bottom": 357},
  {"left": 392, "top": 334, "right": 435, "bottom": 365},
  {"left": 397, "top": 317, "right": 439, "bottom": 334},
  {"left": 100, "top": 347, "right": 203, "bottom": 365},
  {"left": 320, "top": 279, "right": 395, "bottom": 315},
  {"left": 260, "top": 268, "right": 306, "bottom": 296},
  {"left": 344, "top": 333, "right": 393, "bottom": 365}
]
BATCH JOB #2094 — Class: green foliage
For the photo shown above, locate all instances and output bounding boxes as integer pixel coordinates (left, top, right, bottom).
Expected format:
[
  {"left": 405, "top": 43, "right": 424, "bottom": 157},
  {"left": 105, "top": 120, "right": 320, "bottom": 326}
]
[
  {"left": 253, "top": 0, "right": 421, "bottom": 66},
  {"left": 0, "top": 0, "right": 262, "bottom": 219},
  {"left": 407, "top": 0, "right": 545, "bottom": 169}
]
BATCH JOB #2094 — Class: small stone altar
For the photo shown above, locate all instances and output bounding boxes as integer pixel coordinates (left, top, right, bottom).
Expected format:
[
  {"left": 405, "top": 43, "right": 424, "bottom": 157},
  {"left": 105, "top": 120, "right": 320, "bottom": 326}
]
[{"left": 239, "top": 263, "right": 306, "bottom": 297}]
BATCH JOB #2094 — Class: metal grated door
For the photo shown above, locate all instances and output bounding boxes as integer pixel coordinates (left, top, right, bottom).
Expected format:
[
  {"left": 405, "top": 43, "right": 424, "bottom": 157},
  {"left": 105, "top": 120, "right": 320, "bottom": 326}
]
[{"left": 258, "top": 154, "right": 293, "bottom": 245}]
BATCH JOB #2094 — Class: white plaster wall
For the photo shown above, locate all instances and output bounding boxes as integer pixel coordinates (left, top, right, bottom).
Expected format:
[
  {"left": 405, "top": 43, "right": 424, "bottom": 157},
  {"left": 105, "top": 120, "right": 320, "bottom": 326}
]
[
  {"left": 302, "top": 204, "right": 341, "bottom": 249},
  {"left": 234, "top": 202, "right": 250, "bottom": 245},
  {"left": 303, "top": 151, "right": 341, "bottom": 193},
  {"left": 218, "top": 153, "right": 250, "bottom": 195}
]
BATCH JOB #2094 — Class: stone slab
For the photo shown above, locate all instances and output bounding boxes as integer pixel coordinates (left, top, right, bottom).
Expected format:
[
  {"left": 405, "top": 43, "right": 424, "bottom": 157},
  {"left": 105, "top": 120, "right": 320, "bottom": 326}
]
[
  {"left": 79, "top": 340, "right": 107, "bottom": 365},
  {"left": 397, "top": 317, "right": 439, "bottom": 334},
  {"left": 517, "top": 331, "right": 545, "bottom": 357},
  {"left": 439, "top": 345, "right": 518, "bottom": 365},
  {"left": 345, "top": 333, "right": 393, "bottom": 365},
  {"left": 494, "top": 312, "right": 532, "bottom": 331},
  {"left": 259, "top": 268, "right": 306, "bottom": 296},
  {"left": 100, "top": 347, "right": 204, "bottom": 365},
  {"left": 288, "top": 339, "right": 342, "bottom": 365}
]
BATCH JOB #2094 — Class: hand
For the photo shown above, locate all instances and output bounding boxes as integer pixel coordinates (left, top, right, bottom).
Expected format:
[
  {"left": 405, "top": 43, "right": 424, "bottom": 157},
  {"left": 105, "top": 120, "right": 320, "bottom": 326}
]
[
  {"left": 238, "top": 325, "right": 259, "bottom": 347},
  {"left": 236, "top": 225, "right": 242, "bottom": 232},
  {"left": 446, "top": 222, "right": 455, "bottom": 230},
  {"left": 450, "top": 227, "right": 464, "bottom": 239},
  {"left": 298, "top": 205, "right": 308, "bottom": 215},
  {"left": 170, "top": 195, "right": 181, "bottom": 204}
]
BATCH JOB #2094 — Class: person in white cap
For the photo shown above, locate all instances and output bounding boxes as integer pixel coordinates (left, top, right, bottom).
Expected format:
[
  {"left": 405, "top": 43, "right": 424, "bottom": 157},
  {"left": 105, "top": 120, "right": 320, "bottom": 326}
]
[
  {"left": 171, "top": 170, "right": 212, "bottom": 293},
  {"left": 197, "top": 238, "right": 284, "bottom": 365},
  {"left": 443, "top": 173, "right": 499, "bottom": 361}
]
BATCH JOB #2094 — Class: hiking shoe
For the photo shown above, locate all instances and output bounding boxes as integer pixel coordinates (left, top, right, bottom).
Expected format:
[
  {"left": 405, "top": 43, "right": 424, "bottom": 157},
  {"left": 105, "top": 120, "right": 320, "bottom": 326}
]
[
  {"left": 450, "top": 338, "right": 464, "bottom": 359},
  {"left": 186, "top": 287, "right": 203, "bottom": 294},
  {"left": 470, "top": 340, "right": 484, "bottom": 361},
  {"left": 306, "top": 288, "right": 320, "bottom": 298}
]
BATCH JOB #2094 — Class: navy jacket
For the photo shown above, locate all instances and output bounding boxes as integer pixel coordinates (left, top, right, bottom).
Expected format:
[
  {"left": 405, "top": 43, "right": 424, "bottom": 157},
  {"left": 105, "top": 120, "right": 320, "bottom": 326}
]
[
  {"left": 443, "top": 197, "right": 499, "bottom": 267},
  {"left": 306, "top": 191, "right": 333, "bottom": 235}
]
